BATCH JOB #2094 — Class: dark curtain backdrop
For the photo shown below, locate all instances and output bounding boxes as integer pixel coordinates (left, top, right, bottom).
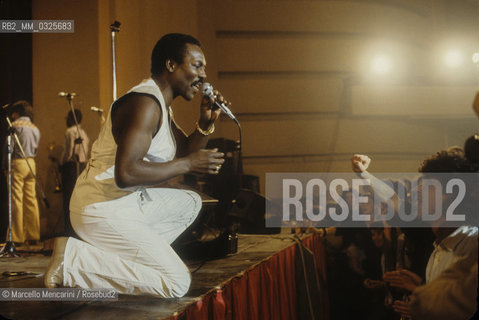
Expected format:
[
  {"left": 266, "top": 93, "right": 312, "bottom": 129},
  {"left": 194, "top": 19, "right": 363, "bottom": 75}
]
[{"left": 0, "top": 0, "right": 32, "bottom": 241}]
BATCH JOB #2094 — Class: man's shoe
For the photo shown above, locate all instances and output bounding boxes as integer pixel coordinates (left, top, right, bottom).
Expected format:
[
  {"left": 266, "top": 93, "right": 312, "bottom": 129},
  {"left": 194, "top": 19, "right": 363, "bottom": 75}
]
[{"left": 44, "top": 237, "right": 68, "bottom": 288}]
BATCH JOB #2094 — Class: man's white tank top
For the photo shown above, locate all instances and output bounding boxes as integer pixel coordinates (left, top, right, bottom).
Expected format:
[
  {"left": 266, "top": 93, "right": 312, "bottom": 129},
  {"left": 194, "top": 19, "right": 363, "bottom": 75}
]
[{"left": 70, "top": 79, "right": 176, "bottom": 212}]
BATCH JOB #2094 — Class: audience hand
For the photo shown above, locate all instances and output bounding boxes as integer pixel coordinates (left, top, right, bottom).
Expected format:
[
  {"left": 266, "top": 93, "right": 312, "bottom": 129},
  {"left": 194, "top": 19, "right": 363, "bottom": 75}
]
[
  {"left": 364, "top": 278, "right": 385, "bottom": 289},
  {"left": 383, "top": 269, "right": 422, "bottom": 292},
  {"left": 351, "top": 154, "right": 371, "bottom": 173},
  {"left": 393, "top": 299, "right": 412, "bottom": 319}
]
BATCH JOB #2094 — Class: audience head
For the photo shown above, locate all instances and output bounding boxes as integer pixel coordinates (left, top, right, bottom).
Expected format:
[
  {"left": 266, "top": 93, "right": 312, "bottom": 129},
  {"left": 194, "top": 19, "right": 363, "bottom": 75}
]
[
  {"left": 419, "top": 150, "right": 471, "bottom": 174},
  {"left": 446, "top": 145, "right": 465, "bottom": 158},
  {"left": 369, "top": 227, "right": 385, "bottom": 248},
  {"left": 418, "top": 150, "right": 476, "bottom": 235},
  {"left": 464, "top": 134, "right": 479, "bottom": 171}
]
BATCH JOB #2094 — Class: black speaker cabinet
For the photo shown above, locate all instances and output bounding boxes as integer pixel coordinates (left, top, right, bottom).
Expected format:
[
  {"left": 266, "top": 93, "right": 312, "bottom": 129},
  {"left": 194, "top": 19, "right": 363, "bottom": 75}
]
[{"left": 229, "top": 189, "right": 281, "bottom": 234}]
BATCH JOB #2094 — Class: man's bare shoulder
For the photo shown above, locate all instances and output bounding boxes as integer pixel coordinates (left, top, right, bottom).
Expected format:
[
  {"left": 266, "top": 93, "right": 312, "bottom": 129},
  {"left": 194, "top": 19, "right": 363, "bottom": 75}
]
[
  {"left": 112, "top": 93, "right": 162, "bottom": 137},
  {"left": 114, "top": 93, "right": 162, "bottom": 116}
]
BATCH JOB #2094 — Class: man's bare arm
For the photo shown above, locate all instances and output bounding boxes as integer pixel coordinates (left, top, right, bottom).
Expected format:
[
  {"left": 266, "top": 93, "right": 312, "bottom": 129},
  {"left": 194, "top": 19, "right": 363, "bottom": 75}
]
[
  {"left": 112, "top": 95, "right": 223, "bottom": 188},
  {"left": 351, "top": 154, "right": 399, "bottom": 211}
]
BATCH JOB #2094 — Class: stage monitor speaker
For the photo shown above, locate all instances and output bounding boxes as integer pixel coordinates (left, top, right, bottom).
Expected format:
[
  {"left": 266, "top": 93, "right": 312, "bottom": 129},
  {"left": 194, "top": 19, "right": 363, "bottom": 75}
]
[{"left": 229, "top": 189, "right": 281, "bottom": 234}]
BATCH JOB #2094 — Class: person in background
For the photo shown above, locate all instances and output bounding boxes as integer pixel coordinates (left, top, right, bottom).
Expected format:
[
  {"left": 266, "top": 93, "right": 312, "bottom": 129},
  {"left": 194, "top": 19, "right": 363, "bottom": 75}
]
[
  {"left": 61, "top": 108, "right": 89, "bottom": 236},
  {"left": 380, "top": 151, "right": 478, "bottom": 319},
  {"left": 5, "top": 100, "right": 41, "bottom": 245},
  {"left": 464, "top": 134, "right": 479, "bottom": 171}
]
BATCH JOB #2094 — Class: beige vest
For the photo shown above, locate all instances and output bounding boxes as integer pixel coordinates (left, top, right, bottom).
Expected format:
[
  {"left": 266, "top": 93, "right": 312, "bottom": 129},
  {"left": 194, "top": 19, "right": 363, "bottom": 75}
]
[{"left": 70, "top": 79, "right": 176, "bottom": 212}]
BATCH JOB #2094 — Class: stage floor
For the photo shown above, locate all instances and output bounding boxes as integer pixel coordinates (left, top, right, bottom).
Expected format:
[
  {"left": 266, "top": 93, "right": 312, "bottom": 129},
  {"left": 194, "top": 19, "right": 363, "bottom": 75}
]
[{"left": 0, "top": 233, "right": 297, "bottom": 320}]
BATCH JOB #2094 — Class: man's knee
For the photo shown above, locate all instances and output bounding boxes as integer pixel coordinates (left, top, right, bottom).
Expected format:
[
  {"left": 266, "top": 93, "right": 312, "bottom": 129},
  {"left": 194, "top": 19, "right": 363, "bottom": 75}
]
[
  {"left": 185, "top": 190, "right": 202, "bottom": 211},
  {"left": 181, "top": 190, "right": 202, "bottom": 223},
  {"left": 160, "top": 267, "right": 191, "bottom": 298},
  {"left": 192, "top": 191, "right": 202, "bottom": 214},
  {"left": 172, "top": 271, "right": 191, "bottom": 297}
]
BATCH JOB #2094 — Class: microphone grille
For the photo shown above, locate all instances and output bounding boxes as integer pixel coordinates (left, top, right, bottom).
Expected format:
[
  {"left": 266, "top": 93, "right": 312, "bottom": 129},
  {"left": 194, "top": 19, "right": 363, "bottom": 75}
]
[
  {"left": 201, "top": 82, "right": 213, "bottom": 95},
  {"left": 90, "top": 106, "right": 104, "bottom": 113}
]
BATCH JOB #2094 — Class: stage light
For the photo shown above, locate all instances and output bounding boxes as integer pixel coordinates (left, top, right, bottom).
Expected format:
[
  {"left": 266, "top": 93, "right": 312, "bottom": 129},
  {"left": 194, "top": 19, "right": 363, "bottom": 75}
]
[
  {"left": 472, "top": 52, "right": 479, "bottom": 64},
  {"left": 370, "top": 55, "right": 392, "bottom": 75},
  {"left": 444, "top": 50, "right": 463, "bottom": 68}
]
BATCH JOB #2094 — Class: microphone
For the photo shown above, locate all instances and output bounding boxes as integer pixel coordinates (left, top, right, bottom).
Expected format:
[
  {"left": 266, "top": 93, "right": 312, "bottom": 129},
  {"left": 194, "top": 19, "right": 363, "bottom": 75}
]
[
  {"left": 90, "top": 106, "right": 104, "bottom": 114},
  {"left": 58, "top": 92, "right": 77, "bottom": 98},
  {"left": 201, "top": 82, "right": 236, "bottom": 120}
]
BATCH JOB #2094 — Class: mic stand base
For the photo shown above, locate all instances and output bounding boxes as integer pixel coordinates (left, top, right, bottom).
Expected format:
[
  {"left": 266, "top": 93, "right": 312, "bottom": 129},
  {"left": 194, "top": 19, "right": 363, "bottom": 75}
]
[{"left": 0, "top": 241, "right": 19, "bottom": 257}]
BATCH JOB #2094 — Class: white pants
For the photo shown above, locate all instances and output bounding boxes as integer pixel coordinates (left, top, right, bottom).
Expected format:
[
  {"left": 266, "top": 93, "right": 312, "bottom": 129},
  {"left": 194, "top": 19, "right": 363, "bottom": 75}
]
[{"left": 64, "top": 188, "right": 201, "bottom": 297}]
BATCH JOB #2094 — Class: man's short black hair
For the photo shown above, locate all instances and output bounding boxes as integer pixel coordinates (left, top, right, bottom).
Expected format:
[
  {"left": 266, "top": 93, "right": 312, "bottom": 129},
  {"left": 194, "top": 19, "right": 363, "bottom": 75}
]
[
  {"left": 150, "top": 33, "right": 201, "bottom": 76},
  {"left": 11, "top": 100, "right": 33, "bottom": 120},
  {"left": 67, "top": 109, "right": 82, "bottom": 127}
]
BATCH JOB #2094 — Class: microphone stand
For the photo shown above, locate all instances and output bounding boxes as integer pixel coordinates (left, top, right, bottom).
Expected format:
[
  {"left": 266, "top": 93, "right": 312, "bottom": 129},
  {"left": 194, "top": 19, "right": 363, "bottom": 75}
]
[
  {"left": 0, "top": 129, "right": 17, "bottom": 257},
  {"left": 1, "top": 116, "right": 49, "bottom": 257},
  {"left": 91, "top": 107, "right": 106, "bottom": 126},
  {"left": 232, "top": 117, "right": 243, "bottom": 181},
  {"left": 110, "top": 21, "right": 121, "bottom": 101},
  {"left": 225, "top": 115, "right": 242, "bottom": 254}
]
